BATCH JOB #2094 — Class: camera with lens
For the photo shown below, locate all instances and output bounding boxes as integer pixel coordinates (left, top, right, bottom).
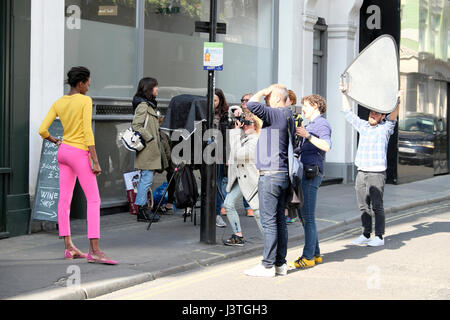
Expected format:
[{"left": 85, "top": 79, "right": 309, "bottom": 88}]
[
  {"left": 228, "top": 115, "right": 253, "bottom": 128},
  {"left": 228, "top": 106, "right": 252, "bottom": 128}
]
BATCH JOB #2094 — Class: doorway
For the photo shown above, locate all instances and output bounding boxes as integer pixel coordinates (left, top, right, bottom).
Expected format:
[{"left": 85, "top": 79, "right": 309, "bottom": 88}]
[{"left": 0, "top": 0, "right": 8, "bottom": 237}]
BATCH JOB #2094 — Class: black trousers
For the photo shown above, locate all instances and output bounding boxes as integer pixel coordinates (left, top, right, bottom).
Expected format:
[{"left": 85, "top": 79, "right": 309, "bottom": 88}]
[{"left": 355, "top": 171, "right": 386, "bottom": 236}]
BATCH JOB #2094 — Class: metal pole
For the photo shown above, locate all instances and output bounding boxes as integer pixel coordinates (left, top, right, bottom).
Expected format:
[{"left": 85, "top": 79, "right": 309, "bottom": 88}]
[{"left": 200, "top": 0, "right": 218, "bottom": 244}]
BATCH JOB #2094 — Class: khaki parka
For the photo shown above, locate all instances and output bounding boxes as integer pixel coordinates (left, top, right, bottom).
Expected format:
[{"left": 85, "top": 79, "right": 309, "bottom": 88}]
[{"left": 132, "top": 102, "right": 165, "bottom": 171}]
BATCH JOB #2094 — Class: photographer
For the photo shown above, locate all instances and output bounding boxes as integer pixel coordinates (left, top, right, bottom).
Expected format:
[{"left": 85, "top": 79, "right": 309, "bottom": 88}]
[
  {"left": 290, "top": 94, "right": 331, "bottom": 269},
  {"left": 222, "top": 107, "right": 263, "bottom": 246}
]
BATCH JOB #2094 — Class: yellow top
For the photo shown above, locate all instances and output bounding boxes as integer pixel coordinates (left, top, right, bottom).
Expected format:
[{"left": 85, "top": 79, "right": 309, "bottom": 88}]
[{"left": 38, "top": 94, "right": 95, "bottom": 151}]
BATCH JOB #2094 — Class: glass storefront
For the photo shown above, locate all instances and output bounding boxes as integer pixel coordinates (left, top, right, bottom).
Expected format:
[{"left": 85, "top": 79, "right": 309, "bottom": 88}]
[
  {"left": 143, "top": 0, "right": 274, "bottom": 104},
  {"left": 65, "top": 0, "right": 139, "bottom": 98},
  {"left": 398, "top": 0, "right": 449, "bottom": 183},
  {"left": 65, "top": 0, "right": 275, "bottom": 102},
  {"left": 64, "top": 0, "right": 276, "bottom": 208}
]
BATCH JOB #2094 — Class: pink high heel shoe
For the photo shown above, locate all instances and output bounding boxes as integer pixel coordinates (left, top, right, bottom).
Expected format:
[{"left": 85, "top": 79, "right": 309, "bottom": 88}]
[
  {"left": 87, "top": 251, "right": 118, "bottom": 265},
  {"left": 64, "top": 249, "right": 88, "bottom": 260}
]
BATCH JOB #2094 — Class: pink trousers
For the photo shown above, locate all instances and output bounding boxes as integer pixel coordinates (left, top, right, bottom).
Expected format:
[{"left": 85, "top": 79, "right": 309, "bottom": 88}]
[{"left": 57, "top": 143, "right": 101, "bottom": 239}]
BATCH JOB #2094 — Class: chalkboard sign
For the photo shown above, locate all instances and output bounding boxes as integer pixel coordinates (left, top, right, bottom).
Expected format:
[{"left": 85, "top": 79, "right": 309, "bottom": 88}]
[{"left": 32, "top": 120, "right": 64, "bottom": 222}]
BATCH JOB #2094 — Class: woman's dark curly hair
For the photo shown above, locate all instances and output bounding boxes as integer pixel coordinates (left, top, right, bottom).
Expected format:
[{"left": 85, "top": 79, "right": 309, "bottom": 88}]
[
  {"left": 66, "top": 66, "right": 90, "bottom": 88},
  {"left": 301, "top": 94, "right": 327, "bottom": 114}
]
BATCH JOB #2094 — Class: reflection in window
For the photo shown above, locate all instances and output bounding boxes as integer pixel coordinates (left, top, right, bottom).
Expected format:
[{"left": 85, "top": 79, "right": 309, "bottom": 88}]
[
  {"left": 143, "top": 0, "right": 275, "bottom": 103},
  {"left": 145, "top": 0, "right": 203, "bottom": 35},
  {"left": 399, "top": 116, "right": 434, "bottom": 134},
  {"left": 65, "top": 0, "right": 139, "bottom": 98},
  {"left": 65, "top": 0, "right": 136, "bottom": 27}
]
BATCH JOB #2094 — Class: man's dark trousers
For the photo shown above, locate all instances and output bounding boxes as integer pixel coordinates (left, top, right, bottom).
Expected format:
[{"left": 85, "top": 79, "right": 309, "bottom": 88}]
[
  {"left": 355, "top": 171, "right": 386, "bottom": 236},
  {"left": 258, "top": 172, "right": 290, "bottom": 268}
]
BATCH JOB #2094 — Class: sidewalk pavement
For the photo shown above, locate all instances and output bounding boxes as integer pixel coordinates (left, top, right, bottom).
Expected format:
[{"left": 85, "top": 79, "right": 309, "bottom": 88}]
[{"left": 1, "top": 174, "right": 450, "bottom": 300}]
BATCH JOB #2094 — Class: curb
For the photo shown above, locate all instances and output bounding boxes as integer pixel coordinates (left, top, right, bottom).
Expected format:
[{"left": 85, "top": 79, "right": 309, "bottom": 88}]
[{"left": 10, "top": 195, "right": 450, "bottom": 300}]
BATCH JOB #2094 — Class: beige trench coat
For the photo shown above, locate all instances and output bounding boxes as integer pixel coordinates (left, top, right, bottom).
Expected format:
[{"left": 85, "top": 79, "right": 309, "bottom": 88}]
[
  {"left": 226, "top": 128, "right": 260, "bottom": 210},
  {"left": 132, "top": 102, "right": 163, "bottom": 171}
]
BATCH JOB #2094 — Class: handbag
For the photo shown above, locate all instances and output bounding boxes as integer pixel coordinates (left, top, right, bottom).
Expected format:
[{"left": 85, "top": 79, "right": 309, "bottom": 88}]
[
  {"left": 120, "top": 113, "right": 152, "bottom": 152},
  {"left": 304, "top": 164, "right": 319, "bottom": 180}
]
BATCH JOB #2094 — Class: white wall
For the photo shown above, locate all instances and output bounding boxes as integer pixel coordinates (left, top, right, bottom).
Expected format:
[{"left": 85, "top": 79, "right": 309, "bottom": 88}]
[
  {"left": 277, "top": 0, "right": 307, "bottom": 96},
  {"left": 29, "top": 0, "right": 65, "bottom": 197},
  {"left": 324, "top": 0, "right": 363, "bottom": 166},
  {"left": 278, "top": 0, "right": 364, "bottom": 180}
]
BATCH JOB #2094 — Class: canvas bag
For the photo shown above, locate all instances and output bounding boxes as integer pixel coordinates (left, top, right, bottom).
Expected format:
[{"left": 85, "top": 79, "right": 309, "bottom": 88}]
[{"left": 120, "top": 113, "right": 150, "bottom": 152}]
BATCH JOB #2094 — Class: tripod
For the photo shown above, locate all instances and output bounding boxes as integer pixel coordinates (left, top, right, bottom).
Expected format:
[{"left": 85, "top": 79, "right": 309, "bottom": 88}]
[{"left": 146, "top": 163, "right": 182, "bottom": 231}]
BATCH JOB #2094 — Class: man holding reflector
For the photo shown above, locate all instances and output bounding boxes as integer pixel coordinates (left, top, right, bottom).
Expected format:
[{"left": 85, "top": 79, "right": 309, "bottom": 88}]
[
  {"left": 339, "top": 35, "right": 403, "bottom": 247},
  {"left": 340, "top": 82, "right": 402, "bottom": 247}
]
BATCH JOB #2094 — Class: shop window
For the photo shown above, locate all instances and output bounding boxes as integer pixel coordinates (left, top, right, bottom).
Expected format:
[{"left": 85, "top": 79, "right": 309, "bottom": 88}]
[
  {"left": 313, "top": 17, "right": 327, "bottom": 99},
  {"left": 64, "top": 0, "right": 276, "bottom": 103},
  {"left": 65, "top": 0, "right": 139, "bottom": 98},
  {"left": 65, "top": 0, "right": 136, "bottom": 27},
  {"left": 143, "top": 0, "right": 275, "bottom": 104}
]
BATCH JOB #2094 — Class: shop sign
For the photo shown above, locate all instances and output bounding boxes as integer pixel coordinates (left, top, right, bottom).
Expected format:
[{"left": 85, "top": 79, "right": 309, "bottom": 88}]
[
  {"left": 157, "top": 7, "right": 181, "bottom": 15},
  {"left": 98, "top": 6, "right": 118, "bottom": 16},
  {"left": 203, "top": 42, "right": 223, "bottom": 71}
]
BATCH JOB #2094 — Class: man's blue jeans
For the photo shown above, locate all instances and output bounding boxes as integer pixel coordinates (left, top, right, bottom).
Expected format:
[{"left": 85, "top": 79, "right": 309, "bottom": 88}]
[
  {"left": 258, "top": 172, "right": 289, "bottom": 268},
  {"left": 298, "top": 172, "right": 322, "bottom": 260},
  {"left": 135, "top": 170, "right": 154, "bottom": 206}
]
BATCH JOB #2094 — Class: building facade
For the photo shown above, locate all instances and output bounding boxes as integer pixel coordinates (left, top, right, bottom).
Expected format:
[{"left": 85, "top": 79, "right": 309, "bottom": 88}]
[
  {"left": 0, "top": 0, "right": 448, "bottom": 237},
  {"left": 1, "top": 0, "right": 32, "bottom": 238}
]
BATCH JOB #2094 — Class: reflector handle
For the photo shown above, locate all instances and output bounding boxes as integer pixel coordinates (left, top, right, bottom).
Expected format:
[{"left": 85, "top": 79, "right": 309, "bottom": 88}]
[{"left": 340, "top": 73, "right": 349, "bottom": 94}]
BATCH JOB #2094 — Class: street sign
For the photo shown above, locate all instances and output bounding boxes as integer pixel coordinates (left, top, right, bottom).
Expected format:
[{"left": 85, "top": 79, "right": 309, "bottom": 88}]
[
  {"left": 203, "top": 42, "right": 223, "bottom": 71},
  {"left": 32, "top": 120, "right": 64, "bottom": 222},
  {"left": 195, "top": 21, "right": 227, "bottom": 34}
]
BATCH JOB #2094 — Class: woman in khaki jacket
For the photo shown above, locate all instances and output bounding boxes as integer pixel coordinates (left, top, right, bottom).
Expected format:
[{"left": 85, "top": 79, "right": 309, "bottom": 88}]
[{"left": 132, "top": 77, "right": 167, "bottom": 223}]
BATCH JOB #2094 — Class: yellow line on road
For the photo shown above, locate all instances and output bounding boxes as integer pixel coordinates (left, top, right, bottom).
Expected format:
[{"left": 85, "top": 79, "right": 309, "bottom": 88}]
[
  {"left": 193, "top": 249, "right": 227, "bottom": 258},
  {"left": 121, "top": 259, "right": 257, "bottom": 300},
  {"left": 316, "top": 218, "right": 340, "bottom": 224}
]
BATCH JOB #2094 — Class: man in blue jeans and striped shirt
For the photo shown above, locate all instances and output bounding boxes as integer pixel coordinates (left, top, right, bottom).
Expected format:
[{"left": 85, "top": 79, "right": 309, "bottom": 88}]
[
  {"left": 244, "top": 84, "right": 295, "bottom": 277},
  {"left": 340, "top": 85, "right": 402, "bottom": 247}
]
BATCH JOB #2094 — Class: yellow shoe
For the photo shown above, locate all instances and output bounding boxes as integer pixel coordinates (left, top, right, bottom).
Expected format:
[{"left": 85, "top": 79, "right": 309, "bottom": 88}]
[
  {"left": 314, "top": 256, "right": 323, "bottom": 264},
  {"left": 291, "top": 257, "right": 315, "bottom": 269}
]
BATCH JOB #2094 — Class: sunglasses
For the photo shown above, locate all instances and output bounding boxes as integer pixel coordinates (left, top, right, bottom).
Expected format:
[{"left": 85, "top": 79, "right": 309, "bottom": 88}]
[{"left": 241, "top": 99, "right": 249, "bottom": 103}]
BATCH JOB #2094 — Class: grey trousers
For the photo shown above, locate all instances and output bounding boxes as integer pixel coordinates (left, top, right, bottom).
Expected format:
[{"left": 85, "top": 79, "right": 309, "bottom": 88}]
[{"left": 355, "top": 171, "right": 386, "bottom": 236}]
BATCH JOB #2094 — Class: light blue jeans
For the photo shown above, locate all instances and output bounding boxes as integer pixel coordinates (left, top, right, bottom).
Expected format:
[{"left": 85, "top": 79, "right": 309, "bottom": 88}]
[
  {"left": 135, "top": 170, "right": 154, "bottom": 206},
  {"left": 223, "top": 181, "right": 263, "bottom": 235}
]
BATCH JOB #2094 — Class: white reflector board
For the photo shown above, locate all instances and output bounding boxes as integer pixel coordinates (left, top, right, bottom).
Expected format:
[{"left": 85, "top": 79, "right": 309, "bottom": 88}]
[{"left": 342, "top": 35, "right": 399, "bottom": 114}]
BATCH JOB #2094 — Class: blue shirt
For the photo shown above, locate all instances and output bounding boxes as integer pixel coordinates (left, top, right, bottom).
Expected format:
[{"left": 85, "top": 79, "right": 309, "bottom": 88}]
[
  {"left": 294, "top": 115, "right": 332, "bottom": 173},
  {"left": 247, "top": 102, "right": 295, "bottom": 171},
  {"left": 343, "top": 110, "right": 396, "bottom": 172}
]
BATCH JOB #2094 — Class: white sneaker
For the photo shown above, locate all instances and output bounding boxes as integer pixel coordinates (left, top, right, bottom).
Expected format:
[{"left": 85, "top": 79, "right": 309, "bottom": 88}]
[
  {"left": 244, "top": 264, "right": 275, "bottom": 277},
  {"left": 351, "top": 234, "right": 371, "bottom": 245},
  {"left": 275, "top": 263, "right": 288, "bottom": 276},
  {"left": 367, "top": 236, "right": 384, "bottom": 247},
  {"left": 216, "top": 215, "right": 227, "bottom": 228}
]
